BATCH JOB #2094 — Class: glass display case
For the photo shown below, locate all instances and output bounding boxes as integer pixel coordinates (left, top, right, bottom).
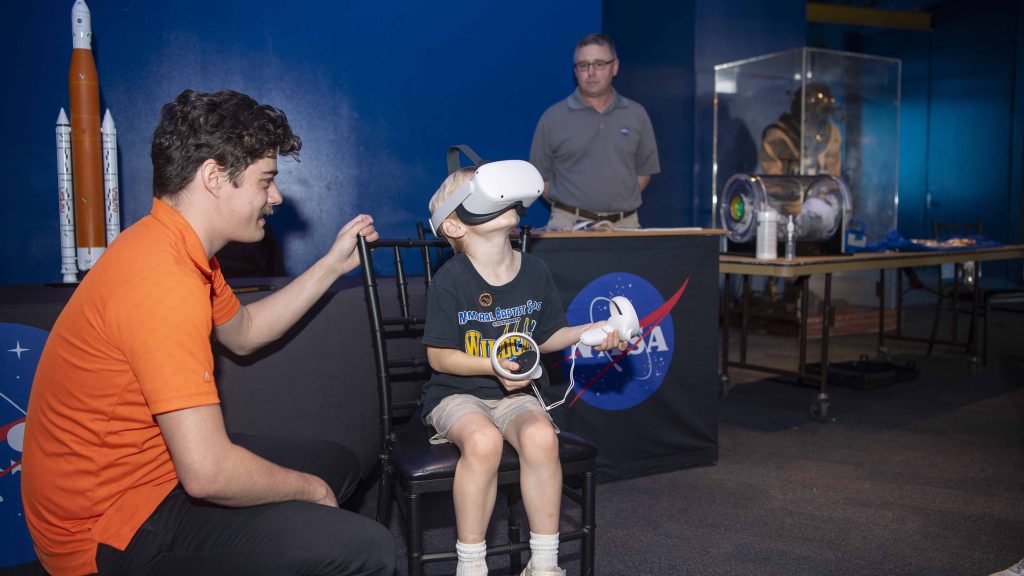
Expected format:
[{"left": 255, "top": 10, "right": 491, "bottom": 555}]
[{"left": 714, "top": 47, "right": 901, "bottom": 252}]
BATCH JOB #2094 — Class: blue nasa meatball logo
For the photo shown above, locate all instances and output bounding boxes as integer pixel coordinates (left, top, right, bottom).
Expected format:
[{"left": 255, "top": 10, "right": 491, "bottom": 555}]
[
  {"left": 1, "top": 323, "right": 47, "bottom": 567},
  {"left": 559, "top": 273, "right": 688, "bottom": 411}
]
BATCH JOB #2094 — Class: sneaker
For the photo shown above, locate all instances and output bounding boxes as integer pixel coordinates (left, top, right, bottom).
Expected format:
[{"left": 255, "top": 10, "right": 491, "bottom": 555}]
[
  {"left": 990, "top": 557, "right": 1024, "bottom": 576},
  {"left": 520, "top": 567, "right": 565, "bottom": 576}
]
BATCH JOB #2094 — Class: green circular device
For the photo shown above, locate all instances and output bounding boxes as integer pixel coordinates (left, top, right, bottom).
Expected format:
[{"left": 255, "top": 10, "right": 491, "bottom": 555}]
[{"left": 729, "top": 196, "right": 745, "bottom": 221}]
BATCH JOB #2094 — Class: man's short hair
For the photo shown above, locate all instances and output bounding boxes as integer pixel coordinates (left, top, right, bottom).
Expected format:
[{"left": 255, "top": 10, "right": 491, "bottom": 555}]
[
  {"left": 575, "top": 33, "right": 617, "bottom": 60},
  {"left": 151, "top": 89, "right": 302, "bottom": 199}
]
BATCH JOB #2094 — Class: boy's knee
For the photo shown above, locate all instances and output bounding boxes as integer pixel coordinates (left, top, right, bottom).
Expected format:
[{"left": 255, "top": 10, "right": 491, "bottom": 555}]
[
  {"left": 461, "top": 427, "right": 504, "bottom": 466},
  {"left": 518, "top": 421, "right": 559, "bottom": 460}
]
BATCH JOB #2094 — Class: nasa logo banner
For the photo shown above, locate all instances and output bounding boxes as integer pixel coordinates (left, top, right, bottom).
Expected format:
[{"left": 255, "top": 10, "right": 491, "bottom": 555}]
[
  {"left": 1, "top": 322, "right": 46, "bottom": 567},
  {"left": 560, "top": 272, "right": 677, "bottom": 411},
  {"left": 531, "top": 234, "right": 720, "bottom": 481}
]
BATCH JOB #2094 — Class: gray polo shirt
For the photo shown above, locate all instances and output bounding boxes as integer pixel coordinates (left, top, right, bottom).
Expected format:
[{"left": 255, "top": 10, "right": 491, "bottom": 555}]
[{"left": 529, "top": 89, "right": 660, "bottom": 213}]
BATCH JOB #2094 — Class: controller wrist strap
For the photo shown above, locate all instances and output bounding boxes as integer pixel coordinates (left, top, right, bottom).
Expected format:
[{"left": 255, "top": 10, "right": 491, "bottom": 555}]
[{"left": 531, "top": 342, "right": 580, "bottom": 411}]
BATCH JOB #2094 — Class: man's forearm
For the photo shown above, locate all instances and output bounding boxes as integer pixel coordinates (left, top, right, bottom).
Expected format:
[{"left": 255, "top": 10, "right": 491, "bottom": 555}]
[
  {"left": 188, "top": 443, "right": 334, "bottom": 508},
  {"left": 237, "top": 255, "right": 343, "bottom": 350},
  {"left": 159, "top": 405, "right": 337, "bottom": 508},
  {"left": 224, "top": 214, "right": 375, "bottom": 353}
]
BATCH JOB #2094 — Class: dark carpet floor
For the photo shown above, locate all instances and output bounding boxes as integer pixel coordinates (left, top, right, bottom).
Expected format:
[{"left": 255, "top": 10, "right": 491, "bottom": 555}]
[{"left": 364, "top": 305, "right": 1024, "bottom": 575}]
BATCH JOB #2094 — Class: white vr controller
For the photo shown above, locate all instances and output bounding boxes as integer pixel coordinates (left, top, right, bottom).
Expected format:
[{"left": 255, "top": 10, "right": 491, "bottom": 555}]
[
  {"left": 490, "top": 296, "right": 641, "bottom": 379},
  {"left": 490, "top": 332, "right": 543, "bottom": 381},
  {"left": 488, "top": 296, "right": 641, "bottom": 412},
  {"left": 579, "top": 296, "right": 641, "bottom": 346}
]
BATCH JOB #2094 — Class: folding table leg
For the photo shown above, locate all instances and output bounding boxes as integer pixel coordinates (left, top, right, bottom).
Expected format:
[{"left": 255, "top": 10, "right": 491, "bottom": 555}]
[{"left": 810, "top": 273, "right": 832, "bottom": 422}]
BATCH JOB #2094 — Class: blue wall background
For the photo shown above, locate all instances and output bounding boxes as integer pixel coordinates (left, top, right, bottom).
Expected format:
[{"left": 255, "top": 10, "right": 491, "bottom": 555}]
[
  {"left": 602, "top": 0, "right": 807, "bottom": 228},
  {"left": 2, "top": 1, "right": 602, "bottom": 284},
  {"left": 809, "top": 0, "right": 1023, "bottom": 248},
  {"left": 2, "top": 1, "right": 1022, "bottom": 284}
]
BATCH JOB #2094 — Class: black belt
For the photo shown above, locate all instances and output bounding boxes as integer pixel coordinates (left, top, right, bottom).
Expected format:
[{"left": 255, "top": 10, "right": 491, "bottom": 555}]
[{"left": 550, "top": 200, "right": 637, "bottom": 223}]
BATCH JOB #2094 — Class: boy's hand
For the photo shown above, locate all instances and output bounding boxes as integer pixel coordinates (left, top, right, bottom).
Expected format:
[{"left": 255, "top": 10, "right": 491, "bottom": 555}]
[
  {"left": 580, "top": 322, "right": 632, "bottom": 352},
  {"left": 495, "top": 359, "right": 530, "bottom": 391}
]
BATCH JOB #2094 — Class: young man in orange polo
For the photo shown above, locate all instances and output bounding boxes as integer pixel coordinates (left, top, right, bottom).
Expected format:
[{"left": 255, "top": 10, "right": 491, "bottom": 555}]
[{"left": 22, "top": 89, "right": 395, "bottom": 576}]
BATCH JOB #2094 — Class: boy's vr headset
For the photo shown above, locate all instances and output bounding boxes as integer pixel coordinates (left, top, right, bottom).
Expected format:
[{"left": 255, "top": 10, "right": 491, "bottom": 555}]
[{"left": 429, "top": 159, "right": 544, "bottom": 238}]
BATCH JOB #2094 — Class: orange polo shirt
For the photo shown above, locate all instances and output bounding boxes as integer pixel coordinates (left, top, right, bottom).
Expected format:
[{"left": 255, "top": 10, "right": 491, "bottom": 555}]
[{"left": 22, "top": 198, "right": 241, "bottom": 575}]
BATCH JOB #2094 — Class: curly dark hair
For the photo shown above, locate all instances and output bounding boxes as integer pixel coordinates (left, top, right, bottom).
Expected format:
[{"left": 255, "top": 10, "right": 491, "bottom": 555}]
[{"left": 151, "top": 89, "right": 302, "bottom": 198}]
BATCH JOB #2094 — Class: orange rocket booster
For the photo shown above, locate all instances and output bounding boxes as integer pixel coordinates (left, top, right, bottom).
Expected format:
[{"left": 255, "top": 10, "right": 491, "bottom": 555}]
[{"left": 69, "top": 0, "right": 105, "bottom": 270}]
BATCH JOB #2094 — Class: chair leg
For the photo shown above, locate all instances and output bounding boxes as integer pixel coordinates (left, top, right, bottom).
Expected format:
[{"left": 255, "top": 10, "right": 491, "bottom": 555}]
[
  {"left": 407, "top": 492, "right": 424, "bottom": 576},
  {"left": 984, "top": 295, "right": 992, "bottom": 366},
  {"left": 927, "top": 292, "right": 943, "bottom": 357},
  {"left": 506, "top": 485, "right": 524, "bottom": 573},
  {"left": 896, "top": 268, "right": 904, "bottom": 337},
  {"left": 582, "top": 470, "right": 596, "bottom": 576},
  {"left": 951, "top": 265, "right": 961, "bottom": 346},
  {"left": 376, "top": 465, "right": 393, "bottom": 526}
]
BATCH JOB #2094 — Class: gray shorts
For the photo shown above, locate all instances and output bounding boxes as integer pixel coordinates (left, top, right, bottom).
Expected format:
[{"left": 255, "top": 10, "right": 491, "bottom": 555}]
[{"left": 425, "top": 393, "right": 558, "bottom": 445}]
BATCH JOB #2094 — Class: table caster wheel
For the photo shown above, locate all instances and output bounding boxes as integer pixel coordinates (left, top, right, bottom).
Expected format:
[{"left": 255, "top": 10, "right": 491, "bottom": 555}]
[
  {"left": 719, "top": 374, "right": 731, "bottom": 399},
  {"left": 809, "top": 393, "right": 830, "bottom": 422}
]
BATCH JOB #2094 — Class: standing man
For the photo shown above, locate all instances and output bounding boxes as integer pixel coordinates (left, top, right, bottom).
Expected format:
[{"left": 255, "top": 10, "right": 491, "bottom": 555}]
[
  {"left": 22, "top": 89, "right": 395, "bottom": 576},
  {"left": 530, "top": 33, "right": 660, "bottom": 230}
]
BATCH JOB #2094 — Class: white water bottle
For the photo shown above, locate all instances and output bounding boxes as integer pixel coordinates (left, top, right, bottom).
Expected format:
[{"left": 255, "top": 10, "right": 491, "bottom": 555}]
[
  {"left": 756, "top": 210, "right": 778, "bottom": 260},
  {"left": 785, "top": 215, "right": 796, "bottom": 259}
]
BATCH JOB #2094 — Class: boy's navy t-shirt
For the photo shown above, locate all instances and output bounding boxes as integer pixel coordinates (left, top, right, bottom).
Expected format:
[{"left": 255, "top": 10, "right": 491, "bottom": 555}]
[{"left": 421, "top": 252, "right": 567, "bottom": 419}]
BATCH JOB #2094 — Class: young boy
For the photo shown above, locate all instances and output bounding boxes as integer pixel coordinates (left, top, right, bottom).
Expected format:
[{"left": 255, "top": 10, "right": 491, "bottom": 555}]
[{"left": 422, "top": 164, "right": 627, "bottom": 576}]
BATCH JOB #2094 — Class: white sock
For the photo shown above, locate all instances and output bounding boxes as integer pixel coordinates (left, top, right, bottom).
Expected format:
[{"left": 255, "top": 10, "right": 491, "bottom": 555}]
[
  {"left": 528, "top": 531, "right": 559, "bottom": 570},
  {"left": 456, "top": 540, "right": 488, "bottom": 576}
]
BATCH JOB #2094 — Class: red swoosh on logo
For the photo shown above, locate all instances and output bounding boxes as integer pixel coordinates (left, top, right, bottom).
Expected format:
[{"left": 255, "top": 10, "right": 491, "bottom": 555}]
[
  {"left": 566, "top": 277, "right": 689, "bottom": 407},
  {"left": 0, "top": 417, "right": 25, "bottom": 439},
  {"left": 0, "top": 459, "right": 21, "bottom": 479},
  {"left": 0, "top": 417, "right": 25, "bottom": 478}
]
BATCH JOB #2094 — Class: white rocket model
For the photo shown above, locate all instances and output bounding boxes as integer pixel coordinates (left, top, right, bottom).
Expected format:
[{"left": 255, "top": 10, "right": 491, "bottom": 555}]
[
  {"left": 71, "top": 0, "right": 91, "bottom": 49},
  {"left": 102, "top": 109, "right": 120, "bottom": 246},
  {"left": 55, "top": 108, "right": 78, "bottom": 284},
  {"left": 57, "top": 0, "right": 120, "bottom": 282}
]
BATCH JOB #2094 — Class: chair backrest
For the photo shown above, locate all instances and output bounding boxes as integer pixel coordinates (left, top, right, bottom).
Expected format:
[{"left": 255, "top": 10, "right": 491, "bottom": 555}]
[
  {"left": 415, "top": 222, "right": 452, "bottom": 286},
  {"left": 357, "top": 228, "right": 532, "bottom": 454},
  {"left": 412, "top": 222, "right": 534, "bottom": 279},
  {"left": 359, "top": 237, "right": 445, "bottom": 457}
]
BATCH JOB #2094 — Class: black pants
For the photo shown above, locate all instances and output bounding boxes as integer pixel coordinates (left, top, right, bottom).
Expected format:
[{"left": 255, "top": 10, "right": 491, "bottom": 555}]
[{"left": 95, "top": 434, "right": 395, "bottom": 575}]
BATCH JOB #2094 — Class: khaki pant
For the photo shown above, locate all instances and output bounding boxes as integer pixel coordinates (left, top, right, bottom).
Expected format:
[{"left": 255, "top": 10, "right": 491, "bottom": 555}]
[{"left": 545, "top": 205, "right": 641, "bottom": 231}]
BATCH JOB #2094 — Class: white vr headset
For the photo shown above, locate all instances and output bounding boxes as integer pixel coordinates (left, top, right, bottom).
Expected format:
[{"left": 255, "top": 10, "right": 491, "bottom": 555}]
[{"left": 429, "top": 160, "right": 544, "bottom": 238}]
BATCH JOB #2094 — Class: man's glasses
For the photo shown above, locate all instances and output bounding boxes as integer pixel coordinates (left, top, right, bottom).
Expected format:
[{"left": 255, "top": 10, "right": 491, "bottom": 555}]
[{"left": 574, "top": 59, "right": 616, "bottom": 73}]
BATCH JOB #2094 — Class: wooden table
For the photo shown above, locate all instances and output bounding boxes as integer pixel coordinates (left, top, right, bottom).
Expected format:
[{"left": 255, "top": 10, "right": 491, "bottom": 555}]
[{"left": 719, "top": 245, "right": 1024, "bottom": 420}]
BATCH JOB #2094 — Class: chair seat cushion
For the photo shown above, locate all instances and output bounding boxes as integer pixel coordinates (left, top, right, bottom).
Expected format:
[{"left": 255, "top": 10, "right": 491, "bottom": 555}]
[{"left": 392, "top": 420, "right": 597, "bottom": 482}]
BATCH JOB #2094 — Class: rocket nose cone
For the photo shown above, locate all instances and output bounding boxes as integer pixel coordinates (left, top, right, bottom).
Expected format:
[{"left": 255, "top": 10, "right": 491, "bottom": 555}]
[
  {"left": 72, "top": 0, "right": 91, "bottom": 17},
  {"left": 71, "top": 0, "right": 93, "bottom": 49}
]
